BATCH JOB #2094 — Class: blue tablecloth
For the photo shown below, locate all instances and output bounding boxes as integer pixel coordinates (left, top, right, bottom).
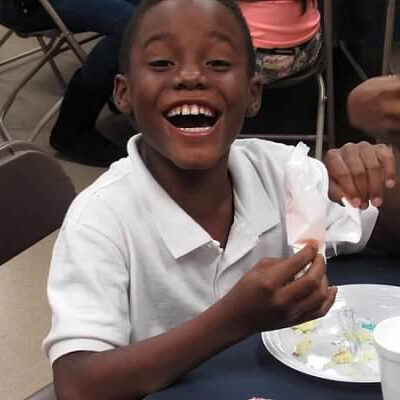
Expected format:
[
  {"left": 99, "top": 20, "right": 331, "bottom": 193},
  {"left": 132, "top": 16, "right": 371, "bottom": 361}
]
[{"left": 148, "top": 252, "right": 400, "bottom": 400}]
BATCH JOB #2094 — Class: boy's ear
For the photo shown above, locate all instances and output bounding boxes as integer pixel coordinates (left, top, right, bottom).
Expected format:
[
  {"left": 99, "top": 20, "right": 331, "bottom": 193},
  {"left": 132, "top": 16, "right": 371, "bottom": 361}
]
[
  {"left": 113, "top": 74, "right": 132, "bottom": 114},
  {"left": 246, "top": 75, "right": 262, "bottom": 118}
]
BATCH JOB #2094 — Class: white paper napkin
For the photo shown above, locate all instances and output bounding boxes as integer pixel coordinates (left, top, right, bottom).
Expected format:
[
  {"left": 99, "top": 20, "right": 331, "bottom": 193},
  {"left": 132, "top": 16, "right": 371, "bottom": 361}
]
[{"left": 284, "top": 142, "right": 366, "bottom": 279}]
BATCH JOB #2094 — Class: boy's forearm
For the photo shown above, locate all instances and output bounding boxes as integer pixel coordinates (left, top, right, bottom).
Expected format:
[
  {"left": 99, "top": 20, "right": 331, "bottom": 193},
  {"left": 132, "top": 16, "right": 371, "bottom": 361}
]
[{"left": 53, "top": 298, "right": 249, "bottom": 400}]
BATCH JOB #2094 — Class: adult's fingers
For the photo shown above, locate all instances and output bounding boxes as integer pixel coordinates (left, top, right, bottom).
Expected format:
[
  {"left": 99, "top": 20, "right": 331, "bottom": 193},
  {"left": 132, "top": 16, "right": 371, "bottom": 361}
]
[
  {"left": 324, "top": 148, "right": 360, "bottom": 207},
  {"left": 376, "top": 144, "right": 397, "bottom": 189},
  {"left": 356, "top": 142, "right": 385, "bottom": 207},
  {"left": 327, "top": 179, "right": 346, "bottom": 204},
  {"left": 340, "top": 143, "right": 369, "bottom": 208}
]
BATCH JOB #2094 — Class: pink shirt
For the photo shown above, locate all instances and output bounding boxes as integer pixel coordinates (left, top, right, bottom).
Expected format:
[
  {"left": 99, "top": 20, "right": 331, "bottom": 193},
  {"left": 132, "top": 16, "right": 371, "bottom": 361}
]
[{"left": 239, "top": 0, "right": 320, "bottom": 48}]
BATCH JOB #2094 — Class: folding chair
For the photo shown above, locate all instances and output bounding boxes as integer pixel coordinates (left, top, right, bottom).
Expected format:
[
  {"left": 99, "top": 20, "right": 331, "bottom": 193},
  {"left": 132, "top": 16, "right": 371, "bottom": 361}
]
[
  {"left": 0, "top": 0, "right": 100, "bottom": 142},
  {"left": 0, "top": 140, "right": 76, "bottom": 265},
  {"left": 339, "top": 0, "right": 397, "bottom": 79},
  {"left": 382, "top": 0, "right": 397, "bottom": 75},
  {"left": 239, "top": 0, "right": 335, "bottom": 160}
]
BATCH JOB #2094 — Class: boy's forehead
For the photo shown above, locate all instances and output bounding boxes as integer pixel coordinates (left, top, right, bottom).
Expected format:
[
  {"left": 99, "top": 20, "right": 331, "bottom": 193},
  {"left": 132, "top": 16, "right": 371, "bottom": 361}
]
[{"left": 134, "top": 0, "right": 243, "bottom": 45}]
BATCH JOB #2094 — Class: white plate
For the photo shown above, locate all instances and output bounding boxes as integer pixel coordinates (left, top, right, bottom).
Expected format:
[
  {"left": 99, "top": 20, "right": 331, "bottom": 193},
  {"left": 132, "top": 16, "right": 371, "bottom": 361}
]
[{"left": 262, "top": 284, "right": 400, "bottom": 383}]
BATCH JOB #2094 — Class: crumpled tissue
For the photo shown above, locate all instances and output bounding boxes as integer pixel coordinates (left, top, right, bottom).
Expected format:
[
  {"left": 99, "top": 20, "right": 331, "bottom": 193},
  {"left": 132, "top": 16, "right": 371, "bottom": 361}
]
[{"left": 284, "top": 142, "right": 364, "bottom": 279}]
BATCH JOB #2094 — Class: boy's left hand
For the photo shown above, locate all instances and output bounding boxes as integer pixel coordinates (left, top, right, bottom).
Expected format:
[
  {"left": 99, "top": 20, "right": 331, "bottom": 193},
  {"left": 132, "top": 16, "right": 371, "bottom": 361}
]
[{"left": 324, "top": 142, "right": 396, "bottom": 209}]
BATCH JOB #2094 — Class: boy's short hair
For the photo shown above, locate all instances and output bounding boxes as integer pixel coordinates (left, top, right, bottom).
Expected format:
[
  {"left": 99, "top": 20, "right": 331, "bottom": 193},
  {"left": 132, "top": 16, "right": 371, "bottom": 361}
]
[{"left": 119, "top": 0, "right": 256, "bottom": 78}]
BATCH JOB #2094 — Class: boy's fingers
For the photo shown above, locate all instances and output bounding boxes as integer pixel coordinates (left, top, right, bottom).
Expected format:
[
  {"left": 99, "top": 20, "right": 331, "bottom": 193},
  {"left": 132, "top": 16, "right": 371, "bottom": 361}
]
[
  {"left": 271, "top": 246, "right": 318, "bottom": 287},
  {"left": 257, "top": 257, "right": 285, "bottom": 269},
  {"left": 278, "top": 254, "right": 326, "bottom": 301},
  {"left": 289, "top": 275, "right": 330, "bottom": 315},
  {"left": 300, "top": 286, "right": 338, "bottom": 322},
  {"left": 376, "top": 144, "right": 397, "bottom": 189}
]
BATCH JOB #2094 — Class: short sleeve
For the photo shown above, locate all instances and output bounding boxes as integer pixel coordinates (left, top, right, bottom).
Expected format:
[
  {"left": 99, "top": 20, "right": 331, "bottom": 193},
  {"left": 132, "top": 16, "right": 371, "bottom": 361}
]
[{"left": 42, "top": 220, "right": 130, "bottom": 364}]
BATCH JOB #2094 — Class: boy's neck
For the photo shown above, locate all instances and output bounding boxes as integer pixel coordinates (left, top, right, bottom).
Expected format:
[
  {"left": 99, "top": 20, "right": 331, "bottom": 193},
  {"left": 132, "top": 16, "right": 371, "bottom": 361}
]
[{"left": 139, "top": 141, "right": 234, "bottom": 247}]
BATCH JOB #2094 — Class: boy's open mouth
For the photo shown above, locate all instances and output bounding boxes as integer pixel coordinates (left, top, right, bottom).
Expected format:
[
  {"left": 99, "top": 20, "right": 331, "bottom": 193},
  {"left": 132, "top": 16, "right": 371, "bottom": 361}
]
[{"left": 164, "top": 103, "right": 220, "bottom": 132}]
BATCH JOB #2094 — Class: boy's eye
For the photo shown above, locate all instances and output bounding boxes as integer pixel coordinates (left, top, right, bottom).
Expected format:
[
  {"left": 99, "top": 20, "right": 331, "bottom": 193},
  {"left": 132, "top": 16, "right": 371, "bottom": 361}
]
[
  {"left": 148, "top": 59, "right": 175, "bottom": 70},
  {"left": 206, "top": 59, "right": 231, "bottom": 70}
]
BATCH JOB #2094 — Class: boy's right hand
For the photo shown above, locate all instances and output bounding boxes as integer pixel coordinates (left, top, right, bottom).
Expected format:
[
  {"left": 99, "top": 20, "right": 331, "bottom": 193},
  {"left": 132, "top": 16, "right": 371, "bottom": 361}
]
[{"left": 222, "top": 246, "right": 337, "bottom": 335}]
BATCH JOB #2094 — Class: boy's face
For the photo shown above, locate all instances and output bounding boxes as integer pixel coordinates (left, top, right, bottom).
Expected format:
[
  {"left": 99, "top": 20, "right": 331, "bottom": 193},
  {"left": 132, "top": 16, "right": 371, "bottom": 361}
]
[{"left": 115, "top": 0, "right": 261, "bottom": 171}]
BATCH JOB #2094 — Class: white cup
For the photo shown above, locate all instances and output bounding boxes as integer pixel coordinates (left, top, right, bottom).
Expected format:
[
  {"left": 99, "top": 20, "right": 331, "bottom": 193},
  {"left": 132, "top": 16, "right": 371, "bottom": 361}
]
[{"left": 373, "top": 316, "right": 400, "bottom": 400}]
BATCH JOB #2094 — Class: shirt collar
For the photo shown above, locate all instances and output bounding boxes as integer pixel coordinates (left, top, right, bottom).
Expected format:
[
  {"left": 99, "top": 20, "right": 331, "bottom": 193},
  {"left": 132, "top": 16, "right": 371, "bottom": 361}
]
[
  {"left": 228, "top": 143, "right": 280, "bottom": 237},
  {"left": 127, "top": 135, "right": 279, "bottom": 259}
]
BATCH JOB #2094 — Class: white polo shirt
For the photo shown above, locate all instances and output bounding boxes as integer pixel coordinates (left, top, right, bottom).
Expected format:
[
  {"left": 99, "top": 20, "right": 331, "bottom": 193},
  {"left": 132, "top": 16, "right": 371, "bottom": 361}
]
[{"left": 43, "top": 136, "right": 377, "bottom": 364}]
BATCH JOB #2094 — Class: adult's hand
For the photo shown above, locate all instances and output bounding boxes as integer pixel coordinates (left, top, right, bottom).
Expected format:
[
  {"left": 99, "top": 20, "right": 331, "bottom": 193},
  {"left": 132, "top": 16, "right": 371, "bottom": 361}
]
[{"left": 324, "top": 142, "right": 396, "bottom": 209}]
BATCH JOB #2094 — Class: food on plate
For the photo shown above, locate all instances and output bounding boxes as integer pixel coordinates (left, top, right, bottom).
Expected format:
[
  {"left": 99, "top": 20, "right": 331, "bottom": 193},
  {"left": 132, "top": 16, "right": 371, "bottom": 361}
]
[
  {"left": 332, "top": 348, "right": 355, "bottom": 364},
  {"left": 291, "top": 320, "right": 318, "bottom": 335},
  {"left": 357, "top": 328, "right": 373, "bottom": 343},
  {"left": 293, "top": 337, "right": 312, "bottom": 358},
  {"left": 361, "top": 350, "right": 376, "bottom": 362}
]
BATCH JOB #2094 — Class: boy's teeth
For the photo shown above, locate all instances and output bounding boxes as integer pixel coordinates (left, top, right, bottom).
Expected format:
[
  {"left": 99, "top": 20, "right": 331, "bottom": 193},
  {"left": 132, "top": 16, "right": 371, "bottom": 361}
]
[
  {"left": 180, "top": 127, "right": 211, "bottom": 132},
  {"left": 167, "top": 104, "right": 215, "bottom": 117},
  {"left": 182, "top": 105, "right": 190, "bottom": 115},
  {"left": 191, "top": 105, "right": 199, "bottom": 115}
]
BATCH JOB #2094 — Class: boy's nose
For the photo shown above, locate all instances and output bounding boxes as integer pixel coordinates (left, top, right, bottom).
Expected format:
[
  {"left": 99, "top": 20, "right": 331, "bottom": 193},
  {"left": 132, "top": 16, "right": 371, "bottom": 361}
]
[{"left": 173, "top": 68, "right": 206, "bottom": 90}]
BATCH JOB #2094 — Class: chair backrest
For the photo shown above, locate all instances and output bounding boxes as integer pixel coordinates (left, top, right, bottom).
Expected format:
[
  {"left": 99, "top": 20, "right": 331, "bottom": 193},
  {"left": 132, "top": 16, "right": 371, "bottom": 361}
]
[
  {"left": 263, "top": 50, "right": 326, "bottom": 90},
  {"left": 0, "top": 140, "right": 76, "bottom": 265}
]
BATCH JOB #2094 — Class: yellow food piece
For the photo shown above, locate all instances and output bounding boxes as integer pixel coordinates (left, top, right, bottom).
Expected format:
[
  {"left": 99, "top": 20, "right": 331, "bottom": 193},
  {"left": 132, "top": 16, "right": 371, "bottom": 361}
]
[
  {"left": 361, "top": 350, "right": 376, "bottom": 362},
  {"left": 341, "top": 328, "right": 372, "bottom": 346},
  {"left": 291, "top": 320, "right": 318, "bottom": 335},
  {"left": 293, "top": 337, "right": 312, "bottom": 358},
  {"left": 332, "top": 348, "right": 355, "bottom": 365},
  {"left": 357, "top": 329, "right": 373, "bottom": 343}
]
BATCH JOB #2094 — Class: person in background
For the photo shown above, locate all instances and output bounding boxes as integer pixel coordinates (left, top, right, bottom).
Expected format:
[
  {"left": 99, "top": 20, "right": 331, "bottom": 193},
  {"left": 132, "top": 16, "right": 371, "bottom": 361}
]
[
  {"left": 239, "top": 0, "right": 321, "bottom": 84},
  {"left": 42, "top": 1, "right": 399, "bottom": 399},
  {"left": 0, "top": 0, "right": 140, "bottom": 167}
]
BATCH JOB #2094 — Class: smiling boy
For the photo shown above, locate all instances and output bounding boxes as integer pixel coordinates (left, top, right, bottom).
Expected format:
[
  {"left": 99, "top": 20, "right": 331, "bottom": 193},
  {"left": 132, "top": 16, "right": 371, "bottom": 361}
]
[{"left": 43, "top": 0, "right": 397, "bottom": 399}]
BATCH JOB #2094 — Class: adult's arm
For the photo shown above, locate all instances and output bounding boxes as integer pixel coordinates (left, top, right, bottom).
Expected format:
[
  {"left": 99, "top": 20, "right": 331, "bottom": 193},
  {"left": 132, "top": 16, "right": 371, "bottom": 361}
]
[
  {"left": 367, "top": 144, "right": 400, "bottom": 253},
  {"left": 346, "top": 76, "right": 400, "bottom": 252},
  {"left": 347, "top": 75, "right": 400, "bottom": 146}
]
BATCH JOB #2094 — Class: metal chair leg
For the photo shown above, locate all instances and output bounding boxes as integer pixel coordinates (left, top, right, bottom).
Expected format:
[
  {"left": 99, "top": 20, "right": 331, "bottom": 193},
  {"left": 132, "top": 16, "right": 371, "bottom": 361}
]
[
  {"left": 0, "top": 37, "right": 64, "bottom": 140},
  {"left": 37, "top": 36, "right": 66, "bottom": 89},
  {"left": 323, "top": 0, "right": 335, "bottom": 150},
  {"left": 382, "top": 0, "right": 397, "bottom": 75},
  {"left": 314, "top": 73, "right": 326, "bottom": 161},
  {"left": 0, "top": 30, "right": 44, "bottom": 70},
  {"left": 0, "top": 29, "right": 13, "bottom": 47},
  {"left": 38, "top": 0, "right": 87, "bottom": 63},
  {"left": 29, "top": 98, "right": 62, "bottom": 142}
]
